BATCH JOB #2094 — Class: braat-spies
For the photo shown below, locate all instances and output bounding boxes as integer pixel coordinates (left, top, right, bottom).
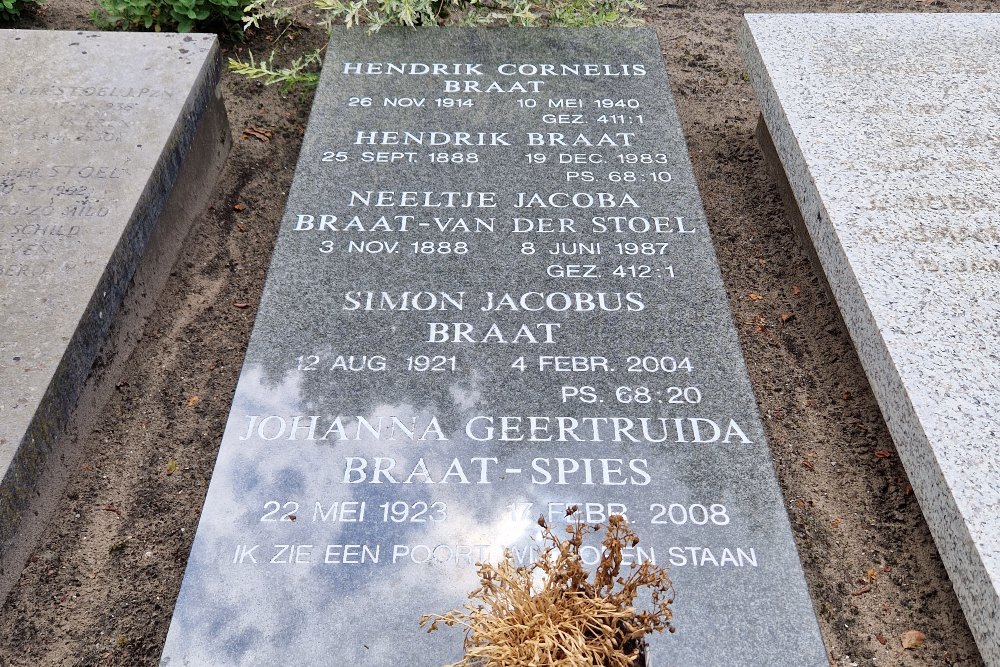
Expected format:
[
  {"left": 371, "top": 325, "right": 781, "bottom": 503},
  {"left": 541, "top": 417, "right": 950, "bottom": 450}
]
[{"left": 340, "top": 456, "right": 650, "bottom": 485}]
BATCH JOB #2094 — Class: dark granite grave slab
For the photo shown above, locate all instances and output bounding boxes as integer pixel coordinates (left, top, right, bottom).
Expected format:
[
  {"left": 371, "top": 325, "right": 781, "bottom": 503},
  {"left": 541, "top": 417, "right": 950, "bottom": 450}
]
[
  {"left": 162, "top": 28, "right": 826, "bottom": 666},
  {"left": 0, "top": 31, "right": 228, "bottom": 557}
]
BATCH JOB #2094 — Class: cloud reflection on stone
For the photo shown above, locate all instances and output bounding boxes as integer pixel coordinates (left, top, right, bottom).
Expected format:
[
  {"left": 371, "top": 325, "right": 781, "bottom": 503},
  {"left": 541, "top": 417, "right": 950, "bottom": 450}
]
[{"left": 164, "top": 363, "right": 559, "bottom": 665}]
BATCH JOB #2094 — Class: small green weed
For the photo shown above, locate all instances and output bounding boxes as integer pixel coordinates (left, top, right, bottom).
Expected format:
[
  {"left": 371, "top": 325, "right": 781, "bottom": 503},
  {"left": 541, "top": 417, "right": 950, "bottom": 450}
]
[
  {"left": 227, "top": 48, "right": 324, "bottom": 91},
  {"left": 0, "top": 0, "right": 41, "bottom": 22},
  {"left": 233, "top": 0, "right": 645, "bottom": 91},
  {"left": 91, "top": 0, "right": 244, "bottom": 32}
]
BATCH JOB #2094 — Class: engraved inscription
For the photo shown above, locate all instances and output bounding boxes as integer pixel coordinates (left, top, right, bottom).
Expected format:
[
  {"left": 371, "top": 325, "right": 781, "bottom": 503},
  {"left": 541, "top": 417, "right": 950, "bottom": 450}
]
[{"left": 164, "top": 30, "right": 828, "bottom": 666}]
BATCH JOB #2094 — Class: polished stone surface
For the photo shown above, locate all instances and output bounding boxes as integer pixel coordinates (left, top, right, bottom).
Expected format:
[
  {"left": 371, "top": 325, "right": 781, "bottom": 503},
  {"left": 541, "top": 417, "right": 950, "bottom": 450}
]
[
  {"left": 163, "top": 28, "right": 826, "bottom": 666},
  {"left": 0, "top": 30, "right": 223, "bottom": 550},
  {"left": 741, "top": 14, "right": 1000, "bottom": 666}
]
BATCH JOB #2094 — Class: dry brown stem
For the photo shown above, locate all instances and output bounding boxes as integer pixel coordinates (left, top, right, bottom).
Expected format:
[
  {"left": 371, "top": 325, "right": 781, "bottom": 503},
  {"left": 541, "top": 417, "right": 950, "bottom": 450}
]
[{"left": 421, "top": 507, "right": 674, "bottom": 666}]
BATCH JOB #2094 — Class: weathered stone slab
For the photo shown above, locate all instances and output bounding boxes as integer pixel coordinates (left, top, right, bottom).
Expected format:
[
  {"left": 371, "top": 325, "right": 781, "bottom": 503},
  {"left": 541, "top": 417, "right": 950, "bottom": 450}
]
[
  {"left": 0, "top": 31, "right": 227, "bottom": 552},
  {"left": 741, "top": 14, "right": 1000, "bottom": 666},
  {"left": 163, "top": 28, "right": 826, "bottom": 666}
]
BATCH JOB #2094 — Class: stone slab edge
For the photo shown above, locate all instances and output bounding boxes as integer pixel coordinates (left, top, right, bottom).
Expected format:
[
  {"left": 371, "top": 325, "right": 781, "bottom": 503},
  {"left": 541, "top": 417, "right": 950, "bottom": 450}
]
[
  {"left": 739, "top": 15, "right": 998, "bottom": 665},
  {"left": 0, "top": 34, "right": 226, "bottom": 552},
  {"left": 0, "top": 88, "right": 231, "bottom": 600}
]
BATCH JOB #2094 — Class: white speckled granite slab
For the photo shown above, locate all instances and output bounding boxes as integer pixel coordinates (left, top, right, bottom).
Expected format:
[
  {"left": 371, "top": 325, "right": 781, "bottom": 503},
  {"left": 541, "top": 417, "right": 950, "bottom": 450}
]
[{"left": 741, "top": 14, "right": 1000, "bottom": 666}]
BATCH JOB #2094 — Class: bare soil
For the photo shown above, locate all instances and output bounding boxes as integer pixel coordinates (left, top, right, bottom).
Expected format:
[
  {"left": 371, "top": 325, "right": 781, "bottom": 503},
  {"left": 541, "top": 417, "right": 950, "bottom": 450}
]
[{"left": 1, "top": 1, "right": 994, "bottom": 665}]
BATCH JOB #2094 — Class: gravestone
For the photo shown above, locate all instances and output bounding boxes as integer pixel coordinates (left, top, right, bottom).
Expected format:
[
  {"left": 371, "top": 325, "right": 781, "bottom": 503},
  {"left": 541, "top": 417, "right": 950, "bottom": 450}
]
[
  {"left": 162, "top": 28, "right": 827, "bottom": 666},
  {"left": 741, "top": 13, "right": 1000, "bottom": 666},
  {"left": 0, "top": 31, "right": 229, "bottom": 555}
]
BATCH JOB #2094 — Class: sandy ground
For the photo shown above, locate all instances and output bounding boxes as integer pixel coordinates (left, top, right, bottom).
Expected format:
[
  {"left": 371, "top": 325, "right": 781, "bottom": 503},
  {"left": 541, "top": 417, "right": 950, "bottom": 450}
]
[{"left": 1, "top": 0, "right": 995, "bottom": 665}]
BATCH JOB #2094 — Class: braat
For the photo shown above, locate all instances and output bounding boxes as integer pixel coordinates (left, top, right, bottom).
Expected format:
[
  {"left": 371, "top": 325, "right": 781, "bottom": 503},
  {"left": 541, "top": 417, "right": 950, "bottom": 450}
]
[
  {"left": 526, "top": 132, "right": 636, "bottom": 147},
  {"left": 426, "top": 321, "right": 562, "bottom": 343},
  {"left": 444, "top": 79, "right": 544, "bottom": 93}
]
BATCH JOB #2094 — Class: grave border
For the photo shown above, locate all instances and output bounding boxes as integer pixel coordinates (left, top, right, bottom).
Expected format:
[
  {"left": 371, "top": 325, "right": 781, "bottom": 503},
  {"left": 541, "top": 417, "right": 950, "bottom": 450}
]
[
  {"left": 0, "top": 31, "right": 231, "bottom": 575},
  {"left": 740, "top": 14, "right": 1000, "bottom": 665}
]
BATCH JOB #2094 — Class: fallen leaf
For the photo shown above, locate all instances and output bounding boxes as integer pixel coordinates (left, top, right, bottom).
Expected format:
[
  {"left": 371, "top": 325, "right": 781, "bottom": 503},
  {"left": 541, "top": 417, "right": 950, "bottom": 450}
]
[
  {"left": 233, "top": 203, "right": 247, "bottom": 212},
  {"left": 792, "top": 285, "right": 801, "bottom": 295},
  {"left": 166, "top": 459, "right": 178, "bottom": 475},
  {"left": 236, "top": 223, "right": 247, "bottom": 232},
  {"left": 831, "top": 517, "right": 842, "bottom": 529},
  {"left": 904, "top": 483, "right": 913, "bottom": 496},
  {"left": 850, "top": 584, "right": 871, "bottom": 596},
  {"left": 186, "top": 395, "right": 200, "bottom": 408},
  {"left": 779, "top": 311, "right": 795, "bottom": 322},
  {"left": 841, "top": 390, "right": 852, "bottom": 401},
  {"left": 801, "top": 460, "right": 815, "bottom": 470},
  {"left": 874, "top": 449, "right": 893, "bottom": 459},
  {"left": 748, "top": 292, "right": 764, "bottom": 301},
  {"left": 901, "top": 629, "right": 925, "bottom": 649},
  {"left": 241, "top": 126, "right": 273, "bottom": 142},
  {"left": 866, "top": 568, "right": 878, "bottom": 583},
  {"left": 876, "top": 633, "right": 887, "bottom": 646}
]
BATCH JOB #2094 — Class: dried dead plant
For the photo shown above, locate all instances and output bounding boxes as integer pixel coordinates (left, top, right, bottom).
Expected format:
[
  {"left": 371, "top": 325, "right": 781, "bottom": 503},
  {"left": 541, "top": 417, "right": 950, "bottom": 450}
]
[{"left": 421, "top": 507, "right": 674, "bottom": 666}]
